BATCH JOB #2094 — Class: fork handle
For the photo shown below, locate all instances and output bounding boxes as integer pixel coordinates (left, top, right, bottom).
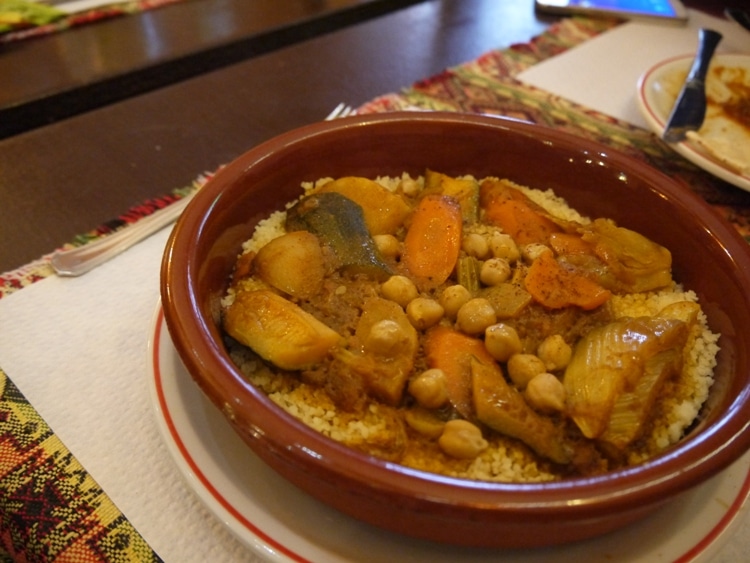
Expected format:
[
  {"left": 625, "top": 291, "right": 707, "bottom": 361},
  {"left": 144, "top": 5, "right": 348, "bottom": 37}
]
[{"left": 50, "top": 192, "right": 195, "bottom": 277}]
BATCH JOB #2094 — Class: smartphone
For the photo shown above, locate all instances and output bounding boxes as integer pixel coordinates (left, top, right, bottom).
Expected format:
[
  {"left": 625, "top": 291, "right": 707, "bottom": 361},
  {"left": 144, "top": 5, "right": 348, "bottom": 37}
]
[{"left": 534, "top": 0, "right": 688, "bottom": 24}]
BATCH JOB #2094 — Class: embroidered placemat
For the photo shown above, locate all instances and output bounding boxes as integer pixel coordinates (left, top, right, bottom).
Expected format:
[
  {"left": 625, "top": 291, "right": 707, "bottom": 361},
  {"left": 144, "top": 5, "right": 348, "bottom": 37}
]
[
  {"left": 0, "top": 14, "right": 748, "bottom": 561},
  {"left": 0, "top": 0, "right": 188, "bottom": 44},
  {"left": 0, "top": 368, "right": 162, "bottom": 562}
]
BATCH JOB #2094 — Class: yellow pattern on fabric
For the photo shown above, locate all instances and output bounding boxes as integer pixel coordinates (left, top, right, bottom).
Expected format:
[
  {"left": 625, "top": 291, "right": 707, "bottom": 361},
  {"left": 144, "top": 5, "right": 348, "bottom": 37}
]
[{"left": 0, "top": 368, "right": 161, "bottom": 562}]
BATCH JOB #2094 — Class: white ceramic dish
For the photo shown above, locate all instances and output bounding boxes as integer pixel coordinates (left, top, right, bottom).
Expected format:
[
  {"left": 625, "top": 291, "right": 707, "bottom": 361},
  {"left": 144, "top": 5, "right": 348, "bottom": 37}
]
[
  {"left": 637, "top": 53, "right": 750, "bottom": 192},
  {"left": 147, "top": 304, "right": 750, "bottom": 562}
]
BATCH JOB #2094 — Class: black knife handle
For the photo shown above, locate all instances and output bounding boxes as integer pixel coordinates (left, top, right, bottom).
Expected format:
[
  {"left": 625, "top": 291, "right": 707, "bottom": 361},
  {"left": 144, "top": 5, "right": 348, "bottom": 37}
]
[{"left": 687, "top": 29, "right": 723, "bottom": 84}]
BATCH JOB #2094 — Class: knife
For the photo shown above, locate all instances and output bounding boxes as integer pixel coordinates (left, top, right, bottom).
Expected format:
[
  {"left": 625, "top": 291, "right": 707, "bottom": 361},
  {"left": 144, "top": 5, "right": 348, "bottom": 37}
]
[
  {"left": 725, "top": 8, "right": 750, "bottom": 33},
  {"left": 662, "top": 28, "right": 722, "bottom": 144}
]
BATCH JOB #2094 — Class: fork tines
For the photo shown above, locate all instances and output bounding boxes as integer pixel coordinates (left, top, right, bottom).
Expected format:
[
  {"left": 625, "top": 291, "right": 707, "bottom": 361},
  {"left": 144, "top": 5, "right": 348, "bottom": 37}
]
[{"left": 326, "top": 103, "right": 356, "bottom": 120}]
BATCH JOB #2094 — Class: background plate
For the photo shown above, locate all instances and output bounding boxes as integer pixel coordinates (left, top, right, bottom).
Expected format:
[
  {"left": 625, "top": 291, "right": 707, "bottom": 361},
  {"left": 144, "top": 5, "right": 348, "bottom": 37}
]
[{"left": 637, "top": 53, "right": 750, "bottom": 192}]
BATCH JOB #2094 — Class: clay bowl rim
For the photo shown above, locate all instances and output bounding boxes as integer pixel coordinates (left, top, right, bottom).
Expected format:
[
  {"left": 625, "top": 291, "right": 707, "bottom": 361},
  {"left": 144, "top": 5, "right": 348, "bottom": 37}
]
[{"left": 161, "top": 111, "right": 750, "bottom": 517}]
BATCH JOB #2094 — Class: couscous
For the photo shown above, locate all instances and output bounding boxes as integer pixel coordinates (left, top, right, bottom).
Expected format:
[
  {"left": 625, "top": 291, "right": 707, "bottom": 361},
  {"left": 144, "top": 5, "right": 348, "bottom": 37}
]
[{"left": 220, "top": 171, "right": 720, "bottom": 482}]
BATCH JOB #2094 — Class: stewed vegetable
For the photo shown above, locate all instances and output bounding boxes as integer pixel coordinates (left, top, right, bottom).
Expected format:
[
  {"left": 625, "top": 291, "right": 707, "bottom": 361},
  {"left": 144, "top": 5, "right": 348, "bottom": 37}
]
[{"left": 222, "top": 172, "right": 718, "bottom": 480}]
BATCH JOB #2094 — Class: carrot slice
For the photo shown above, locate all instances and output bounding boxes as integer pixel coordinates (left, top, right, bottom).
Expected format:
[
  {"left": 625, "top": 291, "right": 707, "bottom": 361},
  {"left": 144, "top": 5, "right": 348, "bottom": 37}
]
[
  {"left": 423, "top": 325, "right": 495, "bottom": 419},
  {"left": 524, "top": 252, "right": 611, "bottom": 310},
  {"left": 402, "top": 194, "right": 462, "bottom": 288},
  {"left": 480, "top": 179, "right": 561, "bottom": 245}
]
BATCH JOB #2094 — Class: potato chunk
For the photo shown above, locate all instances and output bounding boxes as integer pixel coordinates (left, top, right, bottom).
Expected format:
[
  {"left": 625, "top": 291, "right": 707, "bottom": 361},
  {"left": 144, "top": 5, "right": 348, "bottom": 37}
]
[
  {"left": 254, "top": 231, "right": 327, "bottom": 299},
  {"left": 335, "top": 297, "right": 419, "bottom": 405},
  {"left": 224, "top": 289, "right": 340, "bottom": 370}
]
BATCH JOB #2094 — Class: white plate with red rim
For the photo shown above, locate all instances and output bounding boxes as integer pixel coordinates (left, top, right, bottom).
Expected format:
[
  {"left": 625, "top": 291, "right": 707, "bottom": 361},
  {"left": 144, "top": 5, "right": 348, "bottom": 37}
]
[
  {"left": 147, "top": 303, "right": 750, "bottom": 562},
  {"left": 637, "top": 53, "right": 750, "bottom": 192}
]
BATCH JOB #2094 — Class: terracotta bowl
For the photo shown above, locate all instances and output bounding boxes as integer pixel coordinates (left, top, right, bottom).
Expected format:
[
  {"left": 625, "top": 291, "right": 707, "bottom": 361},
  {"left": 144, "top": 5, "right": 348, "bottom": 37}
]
[{"left": 160, "top": 112, "right": 750, "bottom": 548}]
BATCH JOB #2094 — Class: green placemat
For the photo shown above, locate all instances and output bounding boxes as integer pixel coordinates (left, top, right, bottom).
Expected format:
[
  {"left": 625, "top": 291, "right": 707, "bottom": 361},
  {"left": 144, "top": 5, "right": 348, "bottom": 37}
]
[{"left": 0, "top": 0, "right": 188, "bottom": 43}]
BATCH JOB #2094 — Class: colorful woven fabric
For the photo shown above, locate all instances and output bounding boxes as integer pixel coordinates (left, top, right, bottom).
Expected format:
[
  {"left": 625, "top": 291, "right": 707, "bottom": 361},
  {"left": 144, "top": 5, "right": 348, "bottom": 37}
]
[
  {"left": 0, "top": 368, "right": 162, "bottom": 562},
  {"left": 0, "top": 0, "right": 188, "bottom": 44}
]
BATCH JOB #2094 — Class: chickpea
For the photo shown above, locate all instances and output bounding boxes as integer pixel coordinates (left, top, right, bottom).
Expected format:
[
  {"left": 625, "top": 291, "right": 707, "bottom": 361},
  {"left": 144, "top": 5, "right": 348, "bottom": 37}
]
[
  {"left": 439, "top": 285, "right": 472, "bottom": 320},
  {"left": 507, "top": 353, "right": 546, "bottom": 389},
  {"left": 456, "top": 298, "right": 496, "bottom": 335},
  {"left": 462, "top": 233, "right": 490, "bottom": 259},
  {"left": 524, "top": 372, "right": 566, "bottom": 413},
  {"left": 404, "top": 407, "right": 445, "bottom": 439},
  {"left": 480, "top": 258, "right": 511, "bottom": 286},
  {"left": 408, "top": 368, "right": 449, "bottom": 409},
  {"left": 537, "top": 334, "right": 572, "bottom": 372},
  {"left": 489, "top": 232, "right": 520, "bottom": 263},
  {"left": 381, "top": 275, "right": 418, "bottom": 307},
  {"left": 438, "top": 419, "right": 488, "bottom": 459},
  {"left": 484, "top": 323, "right": 522, "bottom": 362},
  {"left": 406, "top": 297, "right": 445, "bottom": 330},
  {"left": 365, "top": 320, "right": 409, "bottom": 357},
  {"left": 521, "top": 243, "right": 552, "bottom": 263},
  {"left": 373, "top": 234, "right": 400, "bottom": 259}
]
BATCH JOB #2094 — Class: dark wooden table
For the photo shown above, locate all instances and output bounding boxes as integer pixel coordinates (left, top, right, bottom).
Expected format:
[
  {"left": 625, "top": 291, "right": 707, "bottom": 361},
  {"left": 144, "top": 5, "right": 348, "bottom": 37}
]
[
  {"left": 0, "top": 0, "right": 427, "bottom": 139},
  {"left": 0, "top": 0, "right": 741, "bottom": 274},
  {"left": 0, "top": 0, "right": 554, "bottom": 273}
]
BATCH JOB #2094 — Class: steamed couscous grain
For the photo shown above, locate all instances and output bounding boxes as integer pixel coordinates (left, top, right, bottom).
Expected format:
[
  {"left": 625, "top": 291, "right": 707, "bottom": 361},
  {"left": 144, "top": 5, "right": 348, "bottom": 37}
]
[{"left": 222, "top": 173, "right": 720, "bottom": 482}]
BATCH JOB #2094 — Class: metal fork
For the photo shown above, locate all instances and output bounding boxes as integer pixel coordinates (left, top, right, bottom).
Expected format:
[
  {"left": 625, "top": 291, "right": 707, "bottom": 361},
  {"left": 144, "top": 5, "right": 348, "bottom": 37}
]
[
  {"left": 325, "top": 103, "right": 356, "bottom": 120},
  {"left": 50, "top": 104, "right": 357, "bottom": 277}
]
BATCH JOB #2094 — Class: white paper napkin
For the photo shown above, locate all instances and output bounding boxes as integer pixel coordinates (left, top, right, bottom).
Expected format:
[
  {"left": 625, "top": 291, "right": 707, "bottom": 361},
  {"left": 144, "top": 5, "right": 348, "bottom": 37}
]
[
  {"left": 517, "top": 10, "right": 750, "bottom": 129},
  {"left": 0, "top": 230, "right": 259, "bottom": 563}
]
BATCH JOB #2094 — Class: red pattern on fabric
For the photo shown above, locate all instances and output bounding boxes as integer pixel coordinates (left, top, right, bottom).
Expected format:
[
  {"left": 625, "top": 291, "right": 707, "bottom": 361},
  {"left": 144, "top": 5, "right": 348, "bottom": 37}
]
[{"left": 0, "top": 373, "right": 162, "bottom": 561}]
